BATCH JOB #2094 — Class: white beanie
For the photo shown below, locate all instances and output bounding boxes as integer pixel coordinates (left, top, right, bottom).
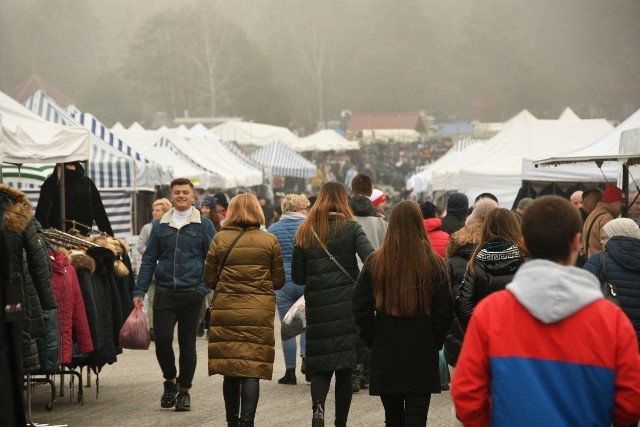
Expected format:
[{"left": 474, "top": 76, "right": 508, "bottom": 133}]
[
  {"left": 465, "top": 198, "right": 499, "bottom": 225},
  {"left": 603, "top": 218, "right": 640, "bottom": 240}
]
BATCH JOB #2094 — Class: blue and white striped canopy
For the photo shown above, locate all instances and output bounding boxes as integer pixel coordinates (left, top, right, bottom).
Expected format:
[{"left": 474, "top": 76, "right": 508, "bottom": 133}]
[
  {"left": 23, "top": 91, "right": 138, "bottom": 189},
  {"left": 251, "top": 140, "right": 317, "bottom": 178}
]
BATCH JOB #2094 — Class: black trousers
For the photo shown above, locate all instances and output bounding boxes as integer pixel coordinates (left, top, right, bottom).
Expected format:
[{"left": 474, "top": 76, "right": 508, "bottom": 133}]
[
  {"left": 0, "top": 321, "right": 26, "bottom": 427},
  {"left": 310, "top": 368, "right": 353, "bottom": 427},
  {"left": 153, "top": 289, "right": 203, "bottom": 388},
  {"left": 223, "top": 377, "right": 260, "bottom": 423},
  {"left": 380, "top": 393, "right": 431, "bottom": 427}
]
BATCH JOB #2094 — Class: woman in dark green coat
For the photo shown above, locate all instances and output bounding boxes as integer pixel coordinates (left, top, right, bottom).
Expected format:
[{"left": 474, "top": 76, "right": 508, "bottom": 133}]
[{"left": 292, "top": 182, "right": 374, "bottom": 427}]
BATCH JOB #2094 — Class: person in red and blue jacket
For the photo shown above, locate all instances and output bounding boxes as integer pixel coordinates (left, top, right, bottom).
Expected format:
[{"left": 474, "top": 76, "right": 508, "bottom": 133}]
[{"left": 452, "top": 195, "right": 640, "bottom": 427}]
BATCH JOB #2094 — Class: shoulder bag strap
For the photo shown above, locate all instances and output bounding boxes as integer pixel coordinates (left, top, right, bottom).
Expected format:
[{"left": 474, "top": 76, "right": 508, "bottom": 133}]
[
  {"left": 312, "top": 229, "right": 358, "bottom": 286},
  {"left": 214, "top": 229, "right": 246, "bottom": 283},
  {"left": 584, "top": 212, "right": 607, "bottom": 258},
  {"left": 599, "top": 251, "right": 619, "bottom": 300}
]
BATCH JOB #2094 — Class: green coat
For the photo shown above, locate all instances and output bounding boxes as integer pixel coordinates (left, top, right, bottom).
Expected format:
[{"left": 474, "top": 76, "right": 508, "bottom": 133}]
[{"left": 291, "top": 218, "right": 374, "bottom": 373}]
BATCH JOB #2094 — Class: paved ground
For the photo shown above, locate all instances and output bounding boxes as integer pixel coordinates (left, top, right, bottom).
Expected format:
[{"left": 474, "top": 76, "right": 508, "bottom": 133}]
[{"left": 28, "top": 317, "right": 455, "bottom": 426}]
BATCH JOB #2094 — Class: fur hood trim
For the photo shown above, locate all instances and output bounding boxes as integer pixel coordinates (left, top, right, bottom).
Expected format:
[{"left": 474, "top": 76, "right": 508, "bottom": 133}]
[
  {"left": 445, "top": 223, "right": 483, "bottom": 259},
  {"left": 0, "top": 184, "right": 33, "bottom": 233},
  {"left": 69, "top": 252, "right": 96, "bottom": 274}
]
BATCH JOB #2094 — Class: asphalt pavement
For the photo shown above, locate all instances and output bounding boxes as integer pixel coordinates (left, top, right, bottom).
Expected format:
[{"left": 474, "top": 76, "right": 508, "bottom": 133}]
[{"left": 28, "top": 316, "right": 455, "bottom": 427}]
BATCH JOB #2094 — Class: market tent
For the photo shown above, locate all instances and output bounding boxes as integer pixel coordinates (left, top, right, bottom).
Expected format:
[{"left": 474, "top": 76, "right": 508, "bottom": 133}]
[
  {"left": 408, "top": 139, "right": 485, "bottom": 197},
  {"left": 122, "top": 126, "right": 263, "bottom": 189},
  {"left": 211, "top": 121, "right": 299, "bottom": 149},
  {"left": 20, "top": 91, "right": 167, "bottom": 235},
  {"left": 23, "top": 90, "right": 162, "bottom": 190},
  {"left": 532, "top": 108, "right": 640, "bottom": 167},
  {"left": 529, "top": 108, "right": 640, "bottom": 182},
  {"left": 474, "top": 109, "right": 537, "bottom": 138},
  {"left": 1, "top": 89, "right": 89, "bottom": 163},
  {"left": 251, "top": 140, "right": 317, "bottom": 178},
  {"left": 455, "top": 119, "right": 612, "bottom": 208},
  {"left": 558, "top": 107, "right": 581, "bottom": 121},
  {"left": 111, "top": 125, "right": 216, "bottom": 189},
  {"left": 293, "top": 129, "right": 359, "bottom": 152},
  {"left": 69, "top": 110, "right": 172, "bottom": 185}
]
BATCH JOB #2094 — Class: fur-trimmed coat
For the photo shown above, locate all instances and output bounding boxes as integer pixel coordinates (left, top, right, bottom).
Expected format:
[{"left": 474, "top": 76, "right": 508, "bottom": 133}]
[
  {"left": 0, "top": 185, "right": 56, "bottom": 427},
  {"left": 443, "top": 223, "right": 482, "bottom": 367}
]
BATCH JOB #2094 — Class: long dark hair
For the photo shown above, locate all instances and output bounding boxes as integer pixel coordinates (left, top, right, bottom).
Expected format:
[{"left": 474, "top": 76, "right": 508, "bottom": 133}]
[
  {"left": 295, "top": 182, "right": 354, "bottom": 249},
  {"left": 467, "top": 208, "right": 523, "bottom": 271},
  {"left": 369, "top": 200, "right": 449, "bottom": 317}
]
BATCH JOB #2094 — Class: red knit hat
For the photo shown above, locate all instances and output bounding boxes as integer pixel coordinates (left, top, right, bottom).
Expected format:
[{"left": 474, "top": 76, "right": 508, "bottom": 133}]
[{"left": 601, "top": 184, "right": 623, "bottom": 203}]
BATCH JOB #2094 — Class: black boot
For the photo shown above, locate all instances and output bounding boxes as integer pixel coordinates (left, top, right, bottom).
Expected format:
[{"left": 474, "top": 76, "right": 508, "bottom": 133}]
[
  {"left": 238, "top": 422, "right": 254, "bottom": 427},
  {"left": 312, "top": 401, "right": 325, "bottom": 427},
  {"left": 278, "top": 368, "right": 297, "bottom": 385},
  {"left": 352, "top": 363, "right": 363, "bottom": 393},
  {"left": 227, "top": 417, "right": 239, "bottom": 427}
]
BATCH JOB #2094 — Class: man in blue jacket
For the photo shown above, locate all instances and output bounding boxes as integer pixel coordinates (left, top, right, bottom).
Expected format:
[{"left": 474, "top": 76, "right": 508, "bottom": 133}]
[{"left": 134, "top": 178, "right": 215, "bottom": 412}]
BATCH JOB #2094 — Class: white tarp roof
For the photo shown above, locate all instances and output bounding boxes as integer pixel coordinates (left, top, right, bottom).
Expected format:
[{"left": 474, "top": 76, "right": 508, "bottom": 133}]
[
  {"left": 294, "top": 129, "right": 359, "bottom": 152},
  {"left": 528, "top": 108, "right": 640, "bottom": 183},
  {"left": 558, "top": 107, "right": 581, "bottom": 121},
  {"left": 123, "top": 126, "right": 263, "bottom": 189},
  {"left": 111, "top": 126, "right": 216, "bottom": 189},
  {"left": 474, "top": 109, "right": 537, "bottom": 138},
  {"left": 455, "top": 119, "right": 612, "bottom": 208},
  {"left": 211, "top": 121, "right": 299, "bottom": 148},
  {"left": 533, "top": 108, "right": 640, "bottom": 166},
  {"left": 23, "top": 90, "right": 156, "bottom": 190},
  {"left": 408, "top": 139, "right": 485, "bottom": 196},
  {"left": 0, "top": 89, "right": 89, "bottom": 163},
  {"left": 432, "top": 119, "right": 612, "bottom": 207}
]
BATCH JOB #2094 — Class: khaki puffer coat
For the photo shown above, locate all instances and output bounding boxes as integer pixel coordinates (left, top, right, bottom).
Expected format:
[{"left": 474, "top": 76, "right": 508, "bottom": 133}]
[{"left": 204, "top": 226, "right": 285, "bottom": 379}]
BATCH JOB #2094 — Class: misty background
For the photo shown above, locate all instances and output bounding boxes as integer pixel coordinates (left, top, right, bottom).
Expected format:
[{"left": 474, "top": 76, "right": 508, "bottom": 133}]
[{"left": 1, "top": 0, "right": 639, "bottom": 131}]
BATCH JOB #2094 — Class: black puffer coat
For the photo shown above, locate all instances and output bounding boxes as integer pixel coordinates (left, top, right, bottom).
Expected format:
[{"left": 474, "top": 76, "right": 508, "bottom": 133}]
[
  {"left": 0, "top": 185, "right": 56, "bottom": 427},
  {"left": 584, "top": 236, "right": 640, "bottom": 347},
  {"left": 455, "top": 241, "right": 524, "bottom": 331},
  {"left": 35, "top": 162, "right": 113, "bottom": 235},
  {"left": 292, "top": 218, "right": 374, "bottom": 374},
  {"left": 443, "top": 223, "right": 483, "bottom": 367}
]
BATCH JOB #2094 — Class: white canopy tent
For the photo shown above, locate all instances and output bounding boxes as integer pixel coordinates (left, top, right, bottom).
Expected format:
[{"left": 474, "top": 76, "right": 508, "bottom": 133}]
[
  {"left": 0, "top": 89, "right": 89, "bottom": 163},
  {"left": 407, "top": 139, "right": 485, "bottom": 198},
  {"left": 456, "top": 119, "right": 612, "bottom": 208},
  {"left": 111, "top": 126, "right": 216, "bottom": 189},
  {"left": 122, "top": 126, "right": 263, "bottom": 189},
  {"left": 526, "top": 108, "right": 640, "bottom": 183},
  {"left": 211, "top": 121, "right": 299, "bottom": 149},
  {"left": 558, "top": 107, "right": 581, "bottom": 121},
  {"left": 293, "top": 129, "right": 359, "bottom": 152}
]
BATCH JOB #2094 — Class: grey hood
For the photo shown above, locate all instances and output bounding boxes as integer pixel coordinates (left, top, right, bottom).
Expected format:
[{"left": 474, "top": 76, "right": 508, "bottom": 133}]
[{"left": 507, "top": 259, "right": 602, "bottom": 324}]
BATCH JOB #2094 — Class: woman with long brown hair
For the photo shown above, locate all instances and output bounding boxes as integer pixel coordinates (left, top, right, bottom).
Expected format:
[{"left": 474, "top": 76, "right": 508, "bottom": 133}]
[
  {"left": 455, "top": 208, "right": 525, "bottom": 330},
  {"left": 353, "top": 200, "right": 454, "bottom": 427},
  {"left": 292, "top": 182, "right": 374, "bottom": 427}
]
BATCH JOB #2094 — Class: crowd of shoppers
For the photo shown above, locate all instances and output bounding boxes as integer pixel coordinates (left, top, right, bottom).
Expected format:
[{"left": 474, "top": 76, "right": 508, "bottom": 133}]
[{"left": 51, "top": 178, "right": 637, "bottom": 427}]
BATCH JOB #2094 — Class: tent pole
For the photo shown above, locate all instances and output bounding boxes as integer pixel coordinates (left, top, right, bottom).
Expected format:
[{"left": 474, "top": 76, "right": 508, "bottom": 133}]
[
  {"left": 59, "top": 164, "right": 66, "bottom": 232},
  {"left": 623, "top": 164, "right": 629, "bottom": 218}
]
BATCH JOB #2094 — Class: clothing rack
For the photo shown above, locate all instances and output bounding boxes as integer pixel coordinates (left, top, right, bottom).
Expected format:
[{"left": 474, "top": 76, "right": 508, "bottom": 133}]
[{"left": 41, "top": 228, "right": 100, "bottom": 250}]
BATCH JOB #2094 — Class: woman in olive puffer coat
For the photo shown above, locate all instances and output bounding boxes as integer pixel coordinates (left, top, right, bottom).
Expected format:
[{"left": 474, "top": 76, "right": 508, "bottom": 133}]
[
  {"left": 205, "top": 194, "right": 284, "bottom": 427},
  {"left": 292, "top": 182, "right": 374, "bottom": 427}
]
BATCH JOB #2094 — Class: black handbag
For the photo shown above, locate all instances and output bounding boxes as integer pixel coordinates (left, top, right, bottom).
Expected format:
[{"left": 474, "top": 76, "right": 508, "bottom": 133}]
[{"left": 599, "top": 252, "right": 619, "bottom": 305}]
